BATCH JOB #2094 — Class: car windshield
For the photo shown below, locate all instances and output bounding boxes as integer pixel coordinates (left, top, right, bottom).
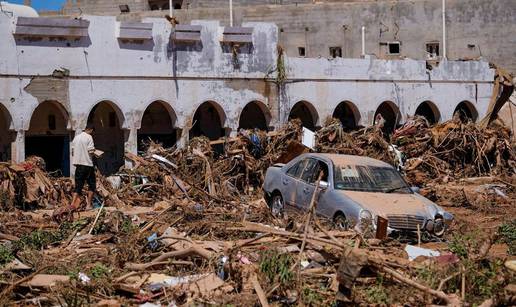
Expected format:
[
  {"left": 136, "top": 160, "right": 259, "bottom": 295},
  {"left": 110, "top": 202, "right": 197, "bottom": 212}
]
[{"left": 333, "top": 164, "right": 411, "bottom": 193}]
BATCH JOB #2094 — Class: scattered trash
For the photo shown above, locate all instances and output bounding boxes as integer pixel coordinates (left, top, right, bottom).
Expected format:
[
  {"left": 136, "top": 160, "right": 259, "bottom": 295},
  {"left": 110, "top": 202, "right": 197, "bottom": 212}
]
[
  {"left": 405, "top": 245, "right": 441, "bottom": 261},
  {"left": 78, "top": 272, "right": 91, "bottom": 284}
]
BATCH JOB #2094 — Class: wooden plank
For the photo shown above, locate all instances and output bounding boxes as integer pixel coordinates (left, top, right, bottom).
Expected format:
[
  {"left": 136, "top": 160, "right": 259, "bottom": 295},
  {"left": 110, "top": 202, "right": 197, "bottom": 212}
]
[
  {"left": 120, "top": 22, "right": 153, "bottom": 30},
  {"left": 222, "top": 34, "right": 252, "bottom": 43},
  {"left": 223, "top": 26, "right": 253, "bottom": 34},
  {"left": 119, "top": 29, "right": 153, "bottom": 40},
  {"left": 14, "top": 26, "right": 89, "bottom": 37},
  {"left": 17, "top": 17, "right": 89, "bottom": 28},
  {"left": 173, "top": 32, "right": 201, "bottom": 42},
  {"left": 175, "top": 24, "right": 202, "bottom": 33}
]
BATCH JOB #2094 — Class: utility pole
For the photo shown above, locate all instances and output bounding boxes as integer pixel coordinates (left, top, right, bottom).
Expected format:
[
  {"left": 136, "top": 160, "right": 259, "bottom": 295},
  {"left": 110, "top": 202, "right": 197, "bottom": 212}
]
[
  {"left": 442, "top": 0, "right": 447, "bottom": 60},
  {"left": 229, "top": 0, "right": 233, "bottom": 27}
]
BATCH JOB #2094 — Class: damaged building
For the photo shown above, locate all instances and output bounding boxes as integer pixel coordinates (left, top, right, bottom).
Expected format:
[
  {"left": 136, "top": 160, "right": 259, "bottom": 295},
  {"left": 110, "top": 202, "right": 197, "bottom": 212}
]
[{"left": 0, "top": 7, "right": 503, "bottom": 176}]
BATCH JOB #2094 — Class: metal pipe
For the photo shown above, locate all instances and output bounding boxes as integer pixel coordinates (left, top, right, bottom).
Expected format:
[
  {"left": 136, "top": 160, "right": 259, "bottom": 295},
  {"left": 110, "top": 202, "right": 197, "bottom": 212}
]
[
  {"left": 442, "top": 0, "right": 447, "bottom": 59},
  {"left": 361, "top": 26, "right": 366, "bottom": 56},
  {"left": 169, "top": 0, "right": 173, "bottom": 17},
  {"left": 229, "top": 0, "right": 233, "bottom": 27}
]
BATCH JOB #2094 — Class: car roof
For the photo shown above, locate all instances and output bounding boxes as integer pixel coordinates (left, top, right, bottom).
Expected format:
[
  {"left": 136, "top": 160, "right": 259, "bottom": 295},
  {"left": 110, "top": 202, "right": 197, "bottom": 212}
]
[{"left": 302, "top": 153, "right": 393, "bottom": 168}]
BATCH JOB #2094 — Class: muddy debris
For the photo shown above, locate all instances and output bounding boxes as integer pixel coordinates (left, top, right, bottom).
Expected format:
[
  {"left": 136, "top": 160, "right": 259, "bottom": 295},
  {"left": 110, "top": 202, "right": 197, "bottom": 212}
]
[{"left": 0, "top": 118, "right": 514, "bottom": 306}]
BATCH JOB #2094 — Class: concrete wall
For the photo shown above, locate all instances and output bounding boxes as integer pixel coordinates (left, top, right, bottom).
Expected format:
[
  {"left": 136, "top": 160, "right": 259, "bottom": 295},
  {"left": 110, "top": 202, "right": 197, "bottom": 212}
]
[
  {"left": 57, "top": 0, "right": 515, "bottom": 74},
  {"left": 0, "top": 14, "right": 495, "bottom": 175}
]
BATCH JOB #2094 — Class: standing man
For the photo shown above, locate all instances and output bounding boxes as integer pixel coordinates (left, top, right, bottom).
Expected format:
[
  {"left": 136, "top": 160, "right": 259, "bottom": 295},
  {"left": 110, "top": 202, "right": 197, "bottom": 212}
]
[
  {"left": 53, "top": 125, "right": 98, "bottom": 220},
  {"left": 71, "top": 124, "right": 97, "bottom": 210}
]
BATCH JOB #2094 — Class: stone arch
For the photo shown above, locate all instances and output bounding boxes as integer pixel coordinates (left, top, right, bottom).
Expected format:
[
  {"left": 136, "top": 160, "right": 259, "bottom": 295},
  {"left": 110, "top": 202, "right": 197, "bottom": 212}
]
[
  {"left": 453, "top": 100, "right": 478, "bottom": 122},
  {"left": 190, "top": 101, "right": 227, "bottom": 141},
  {"left": 87, "top": 100, "right": 125, "bottom": 175},
  {"left": 288, "top": 101, "right": 319, "bottom": 131},
  {"left": 374, "top": 101, "right": 401, "bottom": 134},
  {"left": 26, "top": 101, "right": 71, "bottom": 175},
  {"left": 238, "top": 101, "right": 272, "bottom": 131},
  {"left": 86, "top": 99, "right": 125, "bottom": 129},
  {"left": 332, "top": 101, "right": 361, "bottom": 130},
  {"left": 138, "top": 100, "right": 178, "bottom": 150},
  {"left": 415, "top": 101, "right": 441, "bottom": 124},
  {"left": 0, "top": 103, "right": 13, "bottom": 162}
]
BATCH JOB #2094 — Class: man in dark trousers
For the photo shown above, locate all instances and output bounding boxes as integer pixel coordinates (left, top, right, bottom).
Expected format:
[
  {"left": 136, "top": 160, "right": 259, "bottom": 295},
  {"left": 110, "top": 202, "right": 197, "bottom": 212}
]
[{"left": 53, "top": 125, "right": 98, "bottom": 220}]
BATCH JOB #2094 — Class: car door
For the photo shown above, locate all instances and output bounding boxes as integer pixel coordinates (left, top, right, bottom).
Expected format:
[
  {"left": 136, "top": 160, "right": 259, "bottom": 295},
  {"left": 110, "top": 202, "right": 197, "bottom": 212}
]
[
  {"left": 282, "top": 158, "right": 309, "bottom": 207},
  {"left": 296, "top": 158, "right": 320, "bottom": 210}
]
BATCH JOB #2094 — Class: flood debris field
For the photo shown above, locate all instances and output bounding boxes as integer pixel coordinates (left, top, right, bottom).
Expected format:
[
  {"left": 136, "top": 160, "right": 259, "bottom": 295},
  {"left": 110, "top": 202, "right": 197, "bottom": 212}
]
[{"left": 0, "top": 117, "right": 514, "bottom": 306}]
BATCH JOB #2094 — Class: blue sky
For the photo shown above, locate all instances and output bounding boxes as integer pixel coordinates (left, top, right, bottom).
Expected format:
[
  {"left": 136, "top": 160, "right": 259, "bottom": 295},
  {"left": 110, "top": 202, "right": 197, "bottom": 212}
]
[{"left": 9, "top": 0, "right": 66, "bottom": 11}]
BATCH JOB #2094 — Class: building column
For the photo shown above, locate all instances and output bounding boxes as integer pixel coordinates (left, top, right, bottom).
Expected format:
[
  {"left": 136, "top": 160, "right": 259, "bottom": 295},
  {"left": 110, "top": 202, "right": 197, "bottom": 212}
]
[
  {"left": 11, "top": 130, "right": 25, "bottom": 164},
  {"left": 124, "top": 127, "right": 138, "bottom": 168},
  {"left": 175, "top": 128, "right": 187, "bottom": 149},
  {"left": 69, "top": 129, "right": 81, "bottom": 177}
]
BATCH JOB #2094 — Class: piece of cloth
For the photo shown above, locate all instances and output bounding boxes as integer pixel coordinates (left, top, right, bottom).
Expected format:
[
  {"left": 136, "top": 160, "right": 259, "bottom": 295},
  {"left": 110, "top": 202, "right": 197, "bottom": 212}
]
[
  {"left": 72, "top": 132, "right": 95, "bottom": 167},
  {"left": 74, "top": 165, "right": 96, "bottom": 194}
]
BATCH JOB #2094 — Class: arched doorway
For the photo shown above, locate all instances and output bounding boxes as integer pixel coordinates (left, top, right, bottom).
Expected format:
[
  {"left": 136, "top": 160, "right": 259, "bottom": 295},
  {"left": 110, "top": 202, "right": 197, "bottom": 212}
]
[
  {"left": 333, "top": 101, "right": 360, "bottom": 130},
  {"left": 415, "top": 101, "right": 441, "bottom": 124},
  {"left": 190, "top": 101, "right": 226, "bottom": 140},
  {"left": 0, "top": 104, "right": 13, "bottom": 162},
  {"left": 87, "top": 101, "right": 125, "bottom": 176},
  {"left": 374, "top": 101, "right": 401, "bottom": 134},
  {"left": 453, "top": 101, "right": 478, "bottom": 122},
  {"left": 239, "top": 101, "right": 271, "bottom": 131},
  {"left": 288, "top": 101, "right": 318, "bottom": 131},
  {"left": 26, "top": 101, "right": 70, "bottom": 175},
  {"left": 138, "top": 101, "right": 178, "bottom": 151}
]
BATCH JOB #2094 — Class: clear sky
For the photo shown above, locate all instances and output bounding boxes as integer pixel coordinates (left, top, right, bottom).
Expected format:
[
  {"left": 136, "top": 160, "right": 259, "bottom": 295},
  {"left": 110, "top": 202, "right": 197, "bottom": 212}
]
[{"left": 8, "top": 0, "right": 66, "bottom": 12}]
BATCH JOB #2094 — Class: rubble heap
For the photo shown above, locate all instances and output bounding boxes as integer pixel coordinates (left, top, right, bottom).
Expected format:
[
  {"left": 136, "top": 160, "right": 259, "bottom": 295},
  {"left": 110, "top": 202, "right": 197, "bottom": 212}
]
[{"left": 0, "top": 118, "right": 514, "bottom": 306}]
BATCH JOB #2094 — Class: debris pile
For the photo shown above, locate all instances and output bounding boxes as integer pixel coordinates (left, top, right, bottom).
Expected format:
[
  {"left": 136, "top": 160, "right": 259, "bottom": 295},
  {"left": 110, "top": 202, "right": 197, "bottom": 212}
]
[
  {"left": 316, "top": 116, "right": 515, "bottom": 185},
  {"left": 0, "top": 118, "right": 514, "bottom": 306}
]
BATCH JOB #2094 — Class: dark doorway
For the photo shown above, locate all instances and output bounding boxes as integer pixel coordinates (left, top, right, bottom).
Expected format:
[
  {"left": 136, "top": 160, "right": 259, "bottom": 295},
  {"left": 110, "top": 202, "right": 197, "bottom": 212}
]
[
  {"left": 87, "top": 101, "right": 125, "bottom": 176},
  {"left": 0, "top": 104, "right": 12, "bottom": 162},
  {"left": 26, "top": 136, "right": 70, "bottom": 175},
  {"left": 453, "top": 101, "right": 478, "bottom": 122},
  {"left": 415, "top": 101, "right": 440, "bottom": 124},
  {"left": 138, "top": 101, "right": 177, "bottom": 151},
  {"left": 374, "top": 101, "right": 401, "bottom": 135},
  {"left": 289, "top": 101, "right": 317, "bottom": 131},
  {"left": 190, "top": 101, "right": 225, "bottom": 140},
  {"left": 239, "top": 101, "right": 269, "bottom": 131},
  {"left": 333, "top": 101, "right": 359, "bottom": 130},
  {"left": 25, "top": 101, "right": 70, "bottom": 176}
]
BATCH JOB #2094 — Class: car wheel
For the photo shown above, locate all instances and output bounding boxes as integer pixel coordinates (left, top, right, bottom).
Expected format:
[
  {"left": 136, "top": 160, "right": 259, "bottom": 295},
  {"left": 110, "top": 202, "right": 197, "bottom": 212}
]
[
  {"left": 333, "top": 213, "right": 349, "bottom": 230},
  {"left": 270, "top": 193, "right": 285, "bottom": 218}
]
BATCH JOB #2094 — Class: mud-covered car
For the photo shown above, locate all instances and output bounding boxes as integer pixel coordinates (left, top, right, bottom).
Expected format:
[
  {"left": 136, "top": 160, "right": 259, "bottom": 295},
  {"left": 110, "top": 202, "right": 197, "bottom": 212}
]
[{"left": 263, "top": 153, "right": 453, "bottom": 236}]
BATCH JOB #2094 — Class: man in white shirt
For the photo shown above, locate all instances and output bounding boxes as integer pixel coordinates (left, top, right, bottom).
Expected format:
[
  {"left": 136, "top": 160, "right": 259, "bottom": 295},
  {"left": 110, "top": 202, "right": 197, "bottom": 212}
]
[
  {"left": 70, "top": 125, "right": 97, "bottom": 211},
  {"left": 53, "top": 125, "right": 99, "bottom": 221}
]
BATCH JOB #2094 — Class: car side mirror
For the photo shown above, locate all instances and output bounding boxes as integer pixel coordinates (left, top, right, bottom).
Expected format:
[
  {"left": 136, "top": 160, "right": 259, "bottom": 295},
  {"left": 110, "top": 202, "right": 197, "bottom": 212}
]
[
  {"left": 410, "top": 186, "right": 420, "bottom": 193},
  {"left": 319, "top": 181, "right": 329, "bottom": 190}
]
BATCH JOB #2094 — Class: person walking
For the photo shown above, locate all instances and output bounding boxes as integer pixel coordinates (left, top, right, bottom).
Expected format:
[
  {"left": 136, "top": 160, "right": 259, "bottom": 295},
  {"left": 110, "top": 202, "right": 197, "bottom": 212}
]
[{"left": 53, "top": 125, "right": 99, "bottom": 220}]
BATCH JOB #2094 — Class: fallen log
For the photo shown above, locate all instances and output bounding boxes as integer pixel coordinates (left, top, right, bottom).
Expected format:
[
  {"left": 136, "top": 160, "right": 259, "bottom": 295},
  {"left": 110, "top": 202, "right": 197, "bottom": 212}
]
[{"left": 124, "top": 246, "right": 213, "bottom": 271}]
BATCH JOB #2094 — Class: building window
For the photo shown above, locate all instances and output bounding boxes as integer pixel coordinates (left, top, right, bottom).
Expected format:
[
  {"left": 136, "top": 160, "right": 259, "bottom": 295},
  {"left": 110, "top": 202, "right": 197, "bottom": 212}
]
[
  {"left": 109, "top": 112, "right": 117, "bottom": 127},
  {"left": 119, "top": 4, "right": 130, "bottom": 13},
  {"left": 48, "top": 115, "right": 56, "bottom": 130},
  {"left": 426, "top": 42, "right": 440, "bottom": 59},
  {"left": 329, "top": 46, "right": 342, "bottom": 58},
  {"left": 387, "top": 42, "right": 400, "bottom": 55},
  {"left": 298, "top": 47, "right": 306, "bottom": 57}
]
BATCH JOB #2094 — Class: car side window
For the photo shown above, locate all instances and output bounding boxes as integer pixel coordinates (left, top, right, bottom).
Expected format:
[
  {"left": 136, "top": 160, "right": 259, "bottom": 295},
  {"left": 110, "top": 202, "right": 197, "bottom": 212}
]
[
  {"left": 300, "top": 159, "right": 319, "bottom": 182},
  {"left": 286, "top": 159, "right": 307, "bottom": 179},
  {"left": 305, "top": 159, "right": 330, "bottom": 184}
]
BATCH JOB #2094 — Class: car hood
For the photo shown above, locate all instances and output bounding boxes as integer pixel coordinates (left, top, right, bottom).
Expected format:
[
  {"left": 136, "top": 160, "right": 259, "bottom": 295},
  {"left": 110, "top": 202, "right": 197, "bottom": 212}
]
[{"left": 339, "top": 190, "right": 436, "bottom": 217}]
